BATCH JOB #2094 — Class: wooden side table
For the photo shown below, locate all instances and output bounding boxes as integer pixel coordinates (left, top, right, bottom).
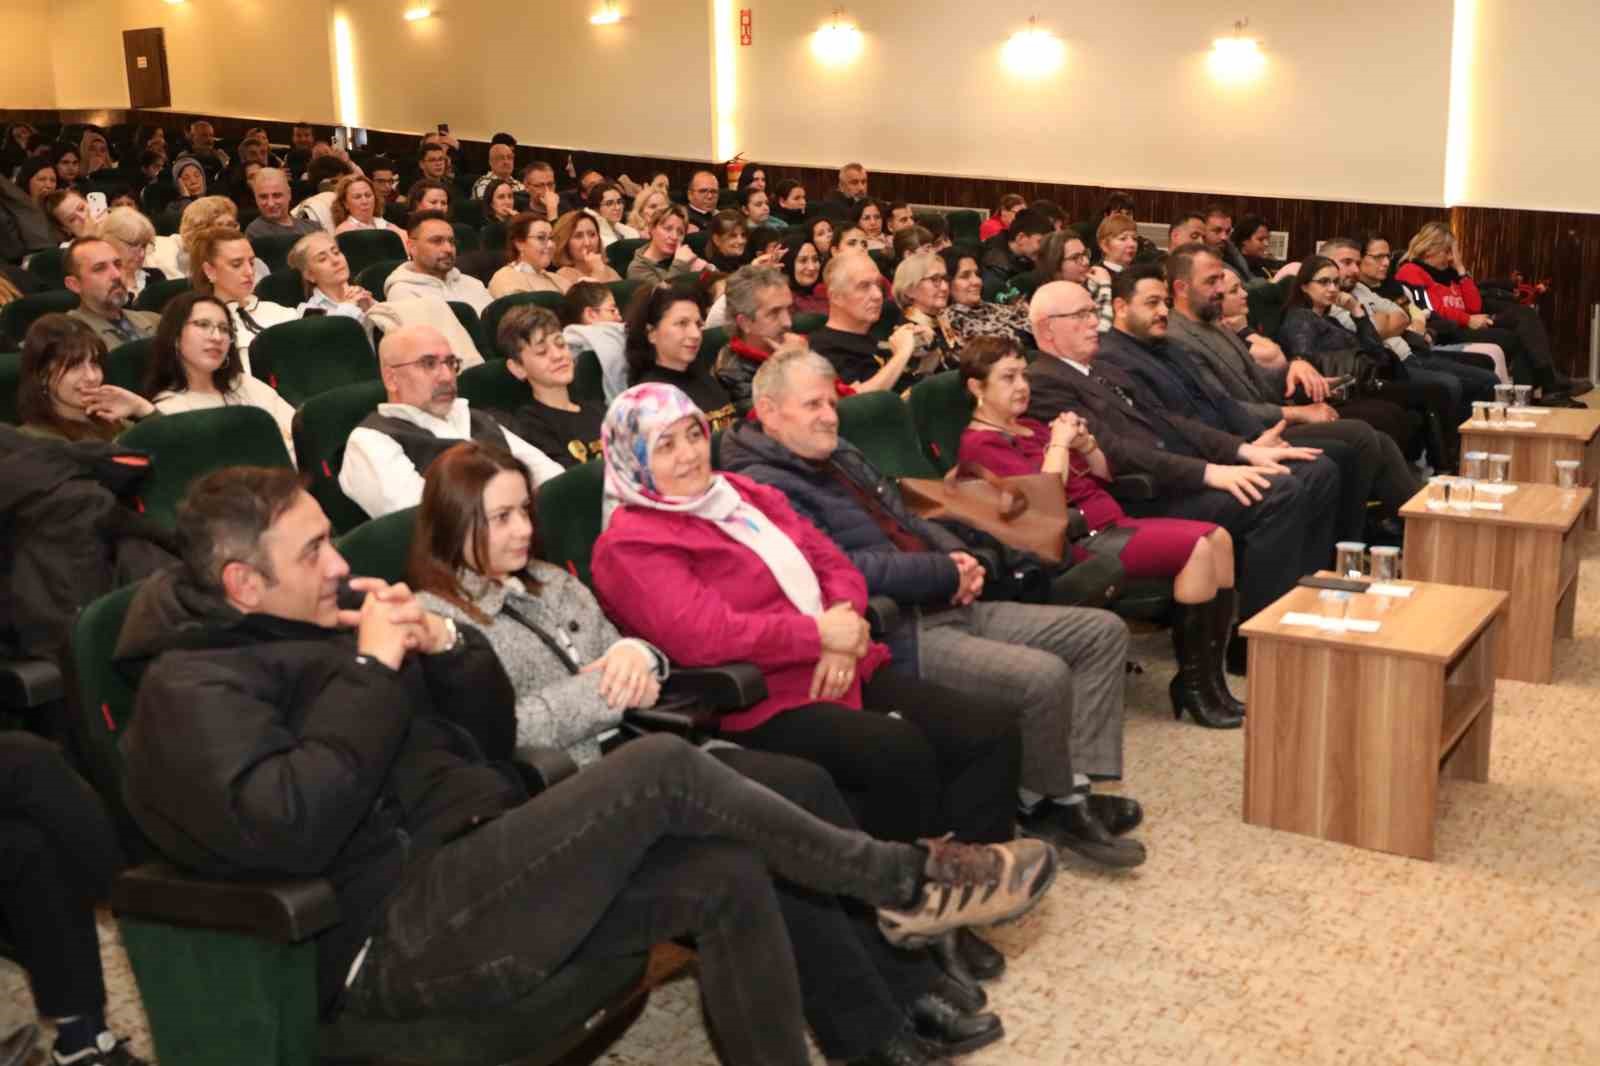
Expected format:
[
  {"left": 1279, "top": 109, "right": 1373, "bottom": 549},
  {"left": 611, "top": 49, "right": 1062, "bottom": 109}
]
[
  {"left": 1241, "top": 579, "right": 1507, "bottom": 860},
  {"left": 1459, "top": 408, "right": 1600, "bottom": 529},
  {"left": 1401, "top": 482, "right": 1590, "bottom": 683}
]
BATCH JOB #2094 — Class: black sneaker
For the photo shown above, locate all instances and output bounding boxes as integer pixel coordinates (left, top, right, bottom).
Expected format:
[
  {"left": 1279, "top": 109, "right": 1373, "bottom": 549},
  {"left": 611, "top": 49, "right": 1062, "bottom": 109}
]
[{"left": 53, "top": 1032, "right": 147, "bottom": 1066}]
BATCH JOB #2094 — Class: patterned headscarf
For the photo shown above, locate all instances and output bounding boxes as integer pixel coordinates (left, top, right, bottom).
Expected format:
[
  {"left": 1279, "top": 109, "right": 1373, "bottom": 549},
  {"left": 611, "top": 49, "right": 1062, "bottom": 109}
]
[{"left": 601, "top": 383, "right": 823, "bottom": 617}]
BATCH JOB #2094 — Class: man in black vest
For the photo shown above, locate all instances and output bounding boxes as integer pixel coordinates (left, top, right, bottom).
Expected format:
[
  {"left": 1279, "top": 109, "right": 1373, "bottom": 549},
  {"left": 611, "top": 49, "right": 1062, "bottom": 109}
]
[{"left": 339, "top": 325, "right": 563, "bottom": 518}]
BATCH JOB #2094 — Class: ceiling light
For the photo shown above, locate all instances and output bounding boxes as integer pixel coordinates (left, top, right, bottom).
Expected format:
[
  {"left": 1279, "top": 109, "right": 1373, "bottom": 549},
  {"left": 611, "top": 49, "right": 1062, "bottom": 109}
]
[
  {"left": 812, "top": 9, "right": 863, "bottom": 65},
  {"left": 403, "top": 5, "right": 434, "bottom": 22},
  {"left": 1002, "top": 16, "right": 1064, "bottom": 76},
  {"left": 1209, "top": 18, "right": 1265, "bottom": 83},
  {"left": 590, "top": 2, "right": 622, "bottom": 24}
]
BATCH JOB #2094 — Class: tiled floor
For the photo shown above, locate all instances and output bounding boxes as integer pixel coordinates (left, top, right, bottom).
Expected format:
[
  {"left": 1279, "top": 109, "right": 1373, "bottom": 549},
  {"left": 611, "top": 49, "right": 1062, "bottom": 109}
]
[{"left": 8, "top": 507, "right": 1600, "bottom": 1066}]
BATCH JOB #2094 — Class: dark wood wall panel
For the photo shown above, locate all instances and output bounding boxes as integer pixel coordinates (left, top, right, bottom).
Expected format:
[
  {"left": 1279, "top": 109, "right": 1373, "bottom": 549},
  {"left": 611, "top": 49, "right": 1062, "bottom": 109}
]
[{"left": 7, "top": 106, "right": 1595, "bottom": 376}]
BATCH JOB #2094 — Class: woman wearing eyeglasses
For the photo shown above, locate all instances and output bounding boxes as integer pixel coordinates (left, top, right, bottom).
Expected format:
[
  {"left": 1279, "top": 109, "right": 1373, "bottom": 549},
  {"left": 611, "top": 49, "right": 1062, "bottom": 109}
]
[
  {"left": 585, "top": 181, "right": 639, "bottom": 248},
  {"left": 144, "top": 291, "right": 298, "bottom": 461}
]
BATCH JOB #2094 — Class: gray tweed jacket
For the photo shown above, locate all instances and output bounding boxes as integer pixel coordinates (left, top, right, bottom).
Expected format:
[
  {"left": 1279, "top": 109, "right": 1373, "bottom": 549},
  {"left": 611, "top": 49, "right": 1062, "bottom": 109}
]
[{"left": 418, "top": 564, "right": 665, "bottom": 767}]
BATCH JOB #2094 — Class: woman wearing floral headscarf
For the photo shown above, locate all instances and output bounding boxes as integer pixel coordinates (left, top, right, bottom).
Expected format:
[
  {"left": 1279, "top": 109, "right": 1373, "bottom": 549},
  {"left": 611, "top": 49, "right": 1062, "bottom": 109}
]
[{"left": 590, "top": 383, "right": 1022, "bottom": 849}]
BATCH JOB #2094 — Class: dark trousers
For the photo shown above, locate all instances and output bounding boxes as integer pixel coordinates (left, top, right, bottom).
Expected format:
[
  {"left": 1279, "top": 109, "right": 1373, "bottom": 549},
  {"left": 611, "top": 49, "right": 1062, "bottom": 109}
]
[
  {"left": 0, "top": 734, "right": 124, "bottom": 1018},
  {"left": 1479, "top": 298, "right": 1558, "bottom": 384},
  {"left": 1287, "top": 420, "right": 1421, "bottom": 533},
  {"left": 1130, "top": 456, "right": 1340, "bottom": 618},
  {"left": 345, "top": 734, "right": 927, "bottom": 1066},
  {"left": 734, "top": 670, "right": 1022, "bottom": 845},
  {"left": 1453, "top": 323, "right": 1545, "bottom": 387}
]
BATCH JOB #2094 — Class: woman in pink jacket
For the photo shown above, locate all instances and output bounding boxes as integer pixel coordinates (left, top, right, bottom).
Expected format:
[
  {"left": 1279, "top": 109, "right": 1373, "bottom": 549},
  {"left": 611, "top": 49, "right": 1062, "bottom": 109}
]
[{"left": 592, "top": 383, "right": 1022, "bottom": 852}]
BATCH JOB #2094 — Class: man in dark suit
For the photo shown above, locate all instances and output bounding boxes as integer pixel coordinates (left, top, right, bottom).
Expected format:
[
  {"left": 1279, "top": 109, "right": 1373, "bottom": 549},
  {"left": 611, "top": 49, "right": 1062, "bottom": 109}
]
[{"left": 1024, "top": 278, "right": 1340, "bottom": 640}]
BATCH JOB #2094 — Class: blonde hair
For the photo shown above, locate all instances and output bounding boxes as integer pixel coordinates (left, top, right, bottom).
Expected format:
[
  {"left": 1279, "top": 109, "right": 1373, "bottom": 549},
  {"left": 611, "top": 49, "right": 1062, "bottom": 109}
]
[
  {"left": 179, "top": 196, "right": 240, "bottom": 246},
  {"left": 330, "top": 174, "right": 376, "bottom": 226},
  {"left": 1404, "top": 221, "right": 1454, "bottom": 265},
  {"left": 79, "top": 130, "right": 111, "bottom": 168},
  {"left": 188, "top": 226, "right": 252, "bottom": 292},
  {"left": 97, "top": 205, "right": 156, "bottom": 248},
  {"left": 286, "top": 231, "right": 337, "bottom": 275},
  {"left": 892, "top": 250, "right": 943, "bottom": 307},
  {"left": 628, "top": 188, "right": 668, "bottom": 232}
]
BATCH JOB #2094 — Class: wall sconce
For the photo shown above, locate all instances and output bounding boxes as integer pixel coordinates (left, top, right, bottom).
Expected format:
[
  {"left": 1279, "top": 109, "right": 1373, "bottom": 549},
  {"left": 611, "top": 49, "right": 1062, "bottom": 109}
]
[
  {"left": 811, "top": 9, "right": 863, "bottom": 65},
  {"left": 590, "top": 2, "right": 622, "bottom": 25},
  {"left": 403, "top": 5, "right": 435, "bottom": 22},
  {"left": 1208, "top": 18, "right": 1265, "bottom": 83},
  {"left": 1001, "top": 16, "right": 1064, "bottom": 76}
]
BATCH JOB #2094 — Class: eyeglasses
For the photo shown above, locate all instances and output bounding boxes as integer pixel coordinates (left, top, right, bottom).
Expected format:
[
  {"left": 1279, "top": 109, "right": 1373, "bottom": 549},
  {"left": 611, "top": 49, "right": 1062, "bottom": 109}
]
[
  {"left": 1045, "top": 308, "right": 1098, "bottom": 324},
  {"left": 388, "top": 353, "right": 462, "bottom": 374},
  {"left": 600, "top": 197, "right": 623, "bottom": 207},
  {"left": 1363, "top": 252, "right": 1392, "bottom": 261},
  {"left": 1064, "top": 252, "right": 1091, "bottom": 264},
  {"left": 373, "top": 177, "right": 398, "bottom": 186},
  {"left": 921, "top": 275, "right": 949, "bottom": 285},
  {"left": 187, "top": 319, "right": 231, "bottom": 336},
  {"left": 1308, "top": 276, "right": 1340, "bottom": 288}
]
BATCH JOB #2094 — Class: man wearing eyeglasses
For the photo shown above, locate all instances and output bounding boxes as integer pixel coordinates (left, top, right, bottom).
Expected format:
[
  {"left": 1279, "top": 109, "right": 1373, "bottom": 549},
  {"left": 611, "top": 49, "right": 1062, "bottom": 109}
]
[{"left": 340, "top": 324, "right": 563, "bottom": 518}]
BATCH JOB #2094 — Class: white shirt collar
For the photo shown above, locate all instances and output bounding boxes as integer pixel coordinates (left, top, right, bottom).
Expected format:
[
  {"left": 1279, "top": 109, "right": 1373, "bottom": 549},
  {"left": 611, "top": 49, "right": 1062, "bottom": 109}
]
[
  {"left": 1046, "top": 350, "right": 1093, "bottom": 375},
  {"left": 375, "top": 397, "right": 472, "bottom": 435}
]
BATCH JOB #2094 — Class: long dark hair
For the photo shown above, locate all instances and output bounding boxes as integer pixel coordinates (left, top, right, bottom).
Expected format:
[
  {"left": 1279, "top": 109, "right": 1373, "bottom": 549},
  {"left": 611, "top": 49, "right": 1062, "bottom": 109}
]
[
  {"left": 145, "top": 291, "right": 243, "bottom": 398},
  {"left": 1286, "top": 255, "right": 1338, "bottom": 313},
  {"left": 16, "top": 314, "right": 113, "bottom": 440},
  {"left": 409, "top": 441, "right": 541, "bottom": 623},
  {"left": 623, "top": 279, "right": 707, "bottom": 384}
]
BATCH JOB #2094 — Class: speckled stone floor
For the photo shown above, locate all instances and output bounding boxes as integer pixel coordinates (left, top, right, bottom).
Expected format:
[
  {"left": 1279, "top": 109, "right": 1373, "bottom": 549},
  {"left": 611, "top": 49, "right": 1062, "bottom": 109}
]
[{"left": 8, "top": 464, "right": 1600, "bottom": 1066}]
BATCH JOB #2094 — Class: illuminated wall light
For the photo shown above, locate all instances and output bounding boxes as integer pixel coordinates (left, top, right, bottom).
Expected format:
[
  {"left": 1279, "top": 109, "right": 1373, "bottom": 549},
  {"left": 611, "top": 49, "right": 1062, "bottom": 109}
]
[
  {"left": 1001, "top": 17, "right": 1064, "bottom": 77},
  {"left": 712, "top": 0, "right": 738, "bottom": 163},
  {"left": 333, "top": 14, "right": 360, "bottom": 127},
  {"left": 403, "top": 5, "right": 434, "bottom": 21},
  {"left": 1207, "top": 19, "right": 1266, "bottom": 84},
  {"left": 163, "top": 0, "right": 186, "bottom": 6},
  {"left": 590, "top": 2, "right": 622, "bottom": 25},
  {"left": 811, "top": 10, "right": 863, "bottom": 66},
  {"left": 1443, "top": 0, "right": 1477, "bottom": 206}
]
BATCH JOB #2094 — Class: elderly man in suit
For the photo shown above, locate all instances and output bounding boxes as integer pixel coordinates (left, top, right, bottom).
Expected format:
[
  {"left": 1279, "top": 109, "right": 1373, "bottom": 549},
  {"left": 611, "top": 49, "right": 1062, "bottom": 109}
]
[{"left": 1025, "top": 279, "right": 1340, "bottom": 659}]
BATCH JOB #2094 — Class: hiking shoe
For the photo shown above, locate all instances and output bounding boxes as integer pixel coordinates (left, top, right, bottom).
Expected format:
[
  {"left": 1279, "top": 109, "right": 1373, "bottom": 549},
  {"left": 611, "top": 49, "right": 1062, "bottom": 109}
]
[
  {"left": 52, "top": 1032, "right": 147, "bottom": 1066},
  {"left": 877, "top": 835, "right": 1057, "bottom": 948}
]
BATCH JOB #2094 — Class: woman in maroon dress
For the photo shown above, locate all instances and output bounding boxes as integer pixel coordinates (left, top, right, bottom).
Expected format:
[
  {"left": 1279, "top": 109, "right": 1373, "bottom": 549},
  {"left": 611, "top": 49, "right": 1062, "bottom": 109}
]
[{"left": 957, "top": 336, "right": 1243, "bottom": 728}]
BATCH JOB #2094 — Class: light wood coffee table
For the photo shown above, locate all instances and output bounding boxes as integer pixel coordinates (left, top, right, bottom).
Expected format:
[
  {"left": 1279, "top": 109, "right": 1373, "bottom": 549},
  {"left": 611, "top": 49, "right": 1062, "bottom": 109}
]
[
  {"left": 1459, "top": 407, "right": 1600, "bottom": 528},
  {"left": 1400, "top": 482, "right": 1590, "bottom": 683},
  {"left": 1241, "top": 578, "right": 1506, "bottom": 860}
]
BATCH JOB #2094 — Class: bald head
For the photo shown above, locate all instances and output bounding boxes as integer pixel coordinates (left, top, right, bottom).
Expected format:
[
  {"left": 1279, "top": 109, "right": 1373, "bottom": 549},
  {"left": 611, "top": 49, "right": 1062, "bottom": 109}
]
[
  {"left": 379, "top": 325, "right": 458, "bottom": 417},
  {"left": 1029, "top": 281, "right": 1100, "bottom": 364}
]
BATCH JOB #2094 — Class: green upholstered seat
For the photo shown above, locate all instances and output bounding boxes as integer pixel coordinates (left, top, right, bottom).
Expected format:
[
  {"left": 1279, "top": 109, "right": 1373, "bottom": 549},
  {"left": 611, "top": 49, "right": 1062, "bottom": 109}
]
[
  {"left": 254, "top": 268, "right": 305, "bottom": 309},
  {"left": 118, "top": 407, "right": 293, "bottom": 527},
  {"left": 481, "top": 292, "right": 566, "bottom": 359},
  {"left": 291, "top": 379, "right": 387, "bottom": 535},
  {"left": 836, "top": 390, "right": 940, "bottom": 479},
  {"left": 334, "top": 506, "right": 416, "bottom": 583},
  {"left": 1, "top": 291, "right": 79, "bottom": 350},
  {"left": 248, "top": 315, "right": 377, "bottom": 406},
  {"left": 336, "top": 229, "right": 408, "bottom": 278},
  {"left": 906, "top": 370, "right": 970, "bottom": 474},
  {"left": 792, "top": 312, "right": 827, "bottom": 335},
  {"left": 356, "top": 258, "right": 405, "bottom": 296},
  {"left": 24, "top": 247, "right": 66, "bottom": 290},
  {"left": 134, "top": 277, "right": 190, "bottom": 314},
  {"left": 946, "top": 210, "right": 983, "bottom": 244},
  {"left": 535, "top": 460, "right": 605, "bottom": 587},
  {"left": 606, "top": 238, "right": 647, "bottom": 278},
  {"left": 480, "top": 221, "right": 507, "bottom": 256},
  {"left": 607, "top": 278, "right": 643, "bottom": 313},
  {"left": 0, "top": 353, "right": 22, "bottom": 424},
  {"left": 1247, "top": 275, "right": 1296, "bottom": 339},
  {"left": 572, "top": 350, "right": 606, "bottom": 408},
  {"left": 697, "top": 325, "right": 729, "bottom": 369},
  {"left": 447, "top": 301, "right": 481, "bottom": 344},
  {"left": 452, "top": 222, "right": 481, "bottom": 254},
  {"left": 450, "top": 198, "right": 484, "bottom": 227},
  {"left": 248, "top": 233, "right": 301, "bottom": 274},
  {"left": 457, "top": 358, "right": 529, "bottom": 414},
  {"left": 102, "top": 338, "right": 153, "bottom": 393}
]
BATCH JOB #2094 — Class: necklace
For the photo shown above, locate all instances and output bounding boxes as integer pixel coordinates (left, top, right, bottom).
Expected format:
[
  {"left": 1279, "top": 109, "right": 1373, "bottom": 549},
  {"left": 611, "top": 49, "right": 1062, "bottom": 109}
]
[{"left": 969, "top": 414, "right": 1030, "bottom": 437}]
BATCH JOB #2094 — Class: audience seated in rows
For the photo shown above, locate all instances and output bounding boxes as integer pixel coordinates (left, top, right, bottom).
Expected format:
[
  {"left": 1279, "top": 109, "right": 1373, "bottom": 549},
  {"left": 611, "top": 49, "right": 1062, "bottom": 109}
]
[
  {"left": 1086, "top": 215, "right": 1139, "bottom": 331},
  {"left": 551, "top": 209, "right": 622, "bottom": 287},
  {"left": 493, "top": 304, "right": 605, "bottom": 466},
  {"left": 286, "top": 231, "right": 375, "bottom": 321},
  {"left": 63, "top": 238, "right": 159, "bottom": 346},
  {"left": 622, "top": 280, "right": 736, "bottom": 431},
  {"left": 94, "top": 207, "right": 165, "bottom": 301},
  {"left": 809, "top": 253, "right": 921, "bottom": 393},
  {"left": 561, "top": 280, "right": 629, "bottom": 402},
  {"left": 384, "top": 211, "right": 492, "bottom": 312},
  {"left": 331, "top": 173, "right": 409, "bottom": 250},
  {"left": 893, "top": 251, "right": 961, "bottom": 378},
  {"left": 188, "top": 226, "right": 297, "bottom": 371},
  {"left": 489, "top": 212, "right": 566, "bottom": 298},
  {"left": 626, "top": 204, "right": 708, "bottom": 285},
  {"left": 714, "top": 264, "right": 803, "bottom": 414},
  {"left": 941, "top": 246, "right": 1032, "bottom": 347},
  {"left": 16, "top": 315, "right": 157, "bottom": 442}
]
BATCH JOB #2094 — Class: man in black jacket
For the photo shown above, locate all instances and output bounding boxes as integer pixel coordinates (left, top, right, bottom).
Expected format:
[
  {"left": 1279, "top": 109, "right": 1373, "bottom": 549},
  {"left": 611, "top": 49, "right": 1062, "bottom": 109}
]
[
  {"left": 1025, "top": 278, "right": 1340, "bottom": 635},
  {"left": 722, "top": 351, "right": 1147, "bottom": 869},
  {"left": 116, "top": 466, "right": 1053, "bottom": 1066}
]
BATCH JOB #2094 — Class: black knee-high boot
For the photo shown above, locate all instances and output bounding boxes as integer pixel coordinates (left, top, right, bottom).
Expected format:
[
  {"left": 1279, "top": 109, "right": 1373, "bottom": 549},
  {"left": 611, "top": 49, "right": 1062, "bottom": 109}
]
[
  {"left": 1169, "top": 604, "right": 1242, "bottom": 729},
  {"left": 1207, "top": 588, "right": 1247, "bottom": 717}
]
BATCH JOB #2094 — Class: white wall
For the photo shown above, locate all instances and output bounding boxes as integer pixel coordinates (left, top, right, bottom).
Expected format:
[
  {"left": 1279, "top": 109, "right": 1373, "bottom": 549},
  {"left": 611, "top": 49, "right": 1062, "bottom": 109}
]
[
  {"left": 1457, "top": 0, "right": 1600, "bottom": 213},
  {"left": 731, "top": 1, "right": 1454, "bottom": 206},
  {"left": 1, "top": 1, "right": 59, "bottom": 107}
]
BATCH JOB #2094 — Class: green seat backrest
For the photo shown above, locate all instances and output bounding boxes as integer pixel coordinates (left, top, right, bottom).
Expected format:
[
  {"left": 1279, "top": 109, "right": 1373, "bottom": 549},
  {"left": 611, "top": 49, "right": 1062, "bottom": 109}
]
[
  {"left": 291, "top": 380, "right": 387, "bottom": 534},
  {"left": 335, "top": 229, "right": 408, "bottom": 278},
  {"left": 1011, "top": 270, "right": 1045, "bottom": 301},
  {"left": 717, "top": 189, "right": 739, "bottom": 209},
  {"left": 119, "top": 407, "right": 294, "bottom": 527},
  {"left": 1248, "top": 275, "right": 1296, "bottom": 339},
  {"left": 946, "top": 210, "right": 983, "bottom": 244},
  {"left": 458, "top": 358, "right": 529, "bottom": 413},
  {"left": 249, "top": 233, "right": 301, "bottom": 274},
  {"left": 572, "top": 350, "right": 605, "bottom": 408},
  {"left": 452, "top": 223, "right": 481, "bottom": 254},
  {"left": 480, "top": 222, "right": 507, "bottom": 256},
  {"left": 793, "top": 312, "right": 826, "bottom": 335},
  {"left": 535, "top": 460, "right": 605, "bottom": 587},
  {"left": 25, "top": 247, "right": 66, "bottom": 289},
  {"left": 448, "top": 301, "right": 481, "bottom": 343},
  {"left": 697, "top": 326, "right": 729, "bottom": 369},
  {"left": 0, "top": 351, "right": 21, "bottom": 423},
  {"left": 868, "top": 299, "right": 903, "bottom": 342},
  {"left": 357, "top": 259, "right": 405, "bottom": 297},
  {"left": 65, "top": 583, "right": 145, "bottom": 852},
  {"left": 607, "top": 278, "right": 643, "bottom": 313},
  {"left": 606, "top": 239, "right": 647, "bottom": 278},
  {"left": 254, "top": 268, "right": 305, "bottom": 309},
  {"left": 1, "top": 291, "right": 79, "bottom": 350},
  {"left": 836, "top": 390, "right": 940, "bottom": 479},
  {"left": 907, "top": 371, "right": 971, "bottom": 474},
  {"left": 335, "top": 507, "right": 417, "bottom": 583},
  {"left": 249, "top": 316, "right": 377, "bottom": 407},
  {"left": 103, "top": 338, "right": 153, "bottom": 393},
  {"left": 482, "top": 292, "right": 566, "bottom": 359},
  {"left": 134, "top": 277, "right": 190, "bottom": 314},
  {"left": 451, "top": 198, "right": 484, "bottom": 227},
  {"left": 686, "top": 231, "right": 710, "bottom": 257}
]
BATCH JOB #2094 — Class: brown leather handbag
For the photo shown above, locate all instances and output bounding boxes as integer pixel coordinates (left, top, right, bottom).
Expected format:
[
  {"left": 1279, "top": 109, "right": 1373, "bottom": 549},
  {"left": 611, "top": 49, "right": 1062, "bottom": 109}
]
[{"left": 899, "top": 464, "right": 1070, "bottom": 564}]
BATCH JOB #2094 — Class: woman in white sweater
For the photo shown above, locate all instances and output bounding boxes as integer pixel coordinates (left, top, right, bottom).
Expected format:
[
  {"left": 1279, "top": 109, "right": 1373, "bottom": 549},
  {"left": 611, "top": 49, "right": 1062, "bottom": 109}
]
[{"left": 144, "top": 291, "right": 298, "bottom": 463}]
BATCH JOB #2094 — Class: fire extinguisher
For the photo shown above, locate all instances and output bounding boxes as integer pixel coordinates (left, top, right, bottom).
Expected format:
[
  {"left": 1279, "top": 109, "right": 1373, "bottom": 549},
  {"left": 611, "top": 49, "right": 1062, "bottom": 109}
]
[{"left": 725, "top": 153, "right": 746, "bottom": 190}]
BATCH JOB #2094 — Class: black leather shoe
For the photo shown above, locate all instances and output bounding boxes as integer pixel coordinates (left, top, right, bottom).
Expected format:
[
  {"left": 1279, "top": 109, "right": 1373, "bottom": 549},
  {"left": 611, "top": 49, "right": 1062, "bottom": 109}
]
[
  {"left": 1017, "top": 801, "right": 1146, "bottom": 868},
  {"left": 847, "top": 1027, "right": 951, "bottom": 1066},
  {"left": 927, "top": 933, "right": 987, "bottom": 1011},
  {"left": 1086, "top": 793, "right": 1143, "bottom": 836},
  {"left": 955, "top": 928, "right": 1005, "bottom": 981},
  {"left": 909, "top": 993, "right": 1004, "bottom": 1056}
]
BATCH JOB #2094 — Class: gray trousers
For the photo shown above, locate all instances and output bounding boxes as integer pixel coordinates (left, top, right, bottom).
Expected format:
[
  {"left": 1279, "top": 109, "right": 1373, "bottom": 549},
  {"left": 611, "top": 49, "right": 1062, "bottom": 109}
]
[{"left": 911, "top": 602, "right": 1129, "bottom": 793}]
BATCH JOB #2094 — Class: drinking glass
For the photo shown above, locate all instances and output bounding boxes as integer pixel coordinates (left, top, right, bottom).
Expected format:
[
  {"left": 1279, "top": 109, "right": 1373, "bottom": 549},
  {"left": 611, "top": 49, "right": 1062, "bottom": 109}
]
[
  {"left": 1426, "top": 475, "right": 1451, "bottom": 510},
  {"left": 1318, "top": 589, "right": 1350, "bottom": 629},
  {"left": 1335, "top": 541, "right": 1367, "bottom": 578},
  {"left": 1461, "top": 451, "right": 1487, "bottom": 480},
  {"left": 1448, "top": 477, "right": 1475, "bottom": 511},
  {"left": 1487, "top": 453, "right": 1511, "bottom": 483},
  {"left": 1487, "top": 403, "right": 1508, "bottom": 425},
  {"left": 1513, "top": 384, "right": 1534, "bottom": 407},
  {"left": 1555, "top": 459, "right": 1580, "bottom": 489},
  {"left": 1369, "top": 545, "right": 1401, "bottom": 582},
  {"left": 1494, "top": 384, "right": 1516, "bottom": 407},
  {"left": 1470, "top": 401, "right": 1490, "bottom": 424}
]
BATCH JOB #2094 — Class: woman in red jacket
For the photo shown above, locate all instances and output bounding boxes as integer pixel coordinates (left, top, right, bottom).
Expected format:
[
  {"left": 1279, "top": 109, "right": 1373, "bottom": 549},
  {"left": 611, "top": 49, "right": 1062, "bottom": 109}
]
[
  {"left": 1395, "top": 222, "right": 1565, "bottom": 400},
  {"left": 592, "top": 382, "right": 1022, "bottom": 851},
  {"left": 956, "top": 337, "right": 1242, "bottom": 730}
]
